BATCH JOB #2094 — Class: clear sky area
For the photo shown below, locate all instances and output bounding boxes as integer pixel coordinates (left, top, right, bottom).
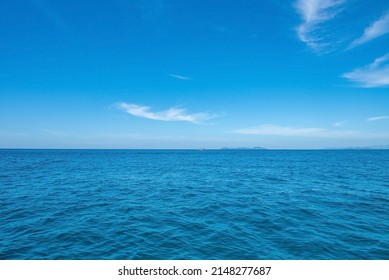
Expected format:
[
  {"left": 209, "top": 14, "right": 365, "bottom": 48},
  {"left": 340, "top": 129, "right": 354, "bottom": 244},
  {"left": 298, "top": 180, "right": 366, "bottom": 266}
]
[{"left": 1, "top": 0, "right": 388, "bottom": 149}]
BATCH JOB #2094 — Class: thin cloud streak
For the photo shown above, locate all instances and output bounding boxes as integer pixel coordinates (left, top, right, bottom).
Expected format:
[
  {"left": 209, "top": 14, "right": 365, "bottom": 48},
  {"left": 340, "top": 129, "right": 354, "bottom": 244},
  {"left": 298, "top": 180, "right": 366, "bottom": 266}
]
[
  {"left": 167, "top": 73, "right": 192, "bottom": 80},
  {"left": 42, "top": 129, "right": 68, "bottom": 137},
  {"left": 117, "top": 102, "right": 221, "bottom": 124},
  {"left": 89, "top": 132, "right": 174, "bottom": 141},
  {"left": 0, "top": 130, "right": 28, "bottom": 137},
  {"left": 367, "top": 116, "right": 389, "bottom": 121},
  {"left": 234, "top": 124, "right": 389, "bottom": 139},
  {"left": 333, "top": 121, "right": 346, "bottom": 127},
  {"left": 295, "top": 0, "right": 346, "bottom": 50},
  {"left": 31, "top": 0, "right": 71, "bottom": 34},
  {"left": 349, "top": 11, "right": 389, "bottom": 48},
  {"left": 343, "top": 53, "right": 389, "bottom": 87}
]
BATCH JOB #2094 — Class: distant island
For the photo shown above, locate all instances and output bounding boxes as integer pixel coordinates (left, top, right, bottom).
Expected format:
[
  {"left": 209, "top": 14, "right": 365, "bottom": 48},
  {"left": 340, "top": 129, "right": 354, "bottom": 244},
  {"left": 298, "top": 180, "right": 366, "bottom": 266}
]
[
  {"left": 219, "top": 145, "right": 389, "bottom": 150},
  {"left": 325, "top": 144, "right": 389, "bottom": 150}
]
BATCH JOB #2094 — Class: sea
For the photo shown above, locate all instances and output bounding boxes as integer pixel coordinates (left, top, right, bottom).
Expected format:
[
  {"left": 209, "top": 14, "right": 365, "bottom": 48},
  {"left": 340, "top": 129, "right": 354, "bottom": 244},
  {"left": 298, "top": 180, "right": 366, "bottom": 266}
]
[{"left": 1, "top": 149, "right": 388, "bottom": 259}]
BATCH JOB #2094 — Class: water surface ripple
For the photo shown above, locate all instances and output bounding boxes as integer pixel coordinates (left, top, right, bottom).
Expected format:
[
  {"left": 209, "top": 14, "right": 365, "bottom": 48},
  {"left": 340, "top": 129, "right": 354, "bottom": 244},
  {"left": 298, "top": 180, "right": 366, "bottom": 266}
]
[{"left": 1, "top": 149, "right": 388, "bottom": 259}]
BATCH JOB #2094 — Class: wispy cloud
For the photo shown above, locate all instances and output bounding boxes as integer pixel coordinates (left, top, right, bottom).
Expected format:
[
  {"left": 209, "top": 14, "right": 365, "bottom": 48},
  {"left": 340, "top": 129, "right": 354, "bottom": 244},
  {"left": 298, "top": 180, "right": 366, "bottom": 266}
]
[
  {"left": 343, "top": 53, "right": 389, "bottom": 87},
  {"left": 235, "top": 124, "right": 359, "bottom": 138},
  {"left": 295, "top": 0, "right": 346, "bottom": 50},
  {"left": 42, "top": 129, "right": 68, "bottom": 137},
  {"left": 167, "top": 73, "right": 192, "bottom": 80},
  {"left": 0, "top": 130, "right": 28, "bottom": 137},
  {"left": 349, "top": 11, "right": 389, "bottom": 48},
  {"left": 117, "top": 102, "right": 221, "bottom": 124},
  {"left": 137, "top": 0, "right": 164, "bottom": 20},
  {"left": 234, "top": 124, "right": 389, "bottom": 139},
  {"left": 88, "top": 132, "right": 173, "bottom": 141},
  {"left": 367, "top": 116, "right": 389, "bottom": 122},
  {"left": 31, "top": 0, "right": 71, "bottom": 34},
  {"left": 333, "top": 121, "right": 346, "bottom": 127}
]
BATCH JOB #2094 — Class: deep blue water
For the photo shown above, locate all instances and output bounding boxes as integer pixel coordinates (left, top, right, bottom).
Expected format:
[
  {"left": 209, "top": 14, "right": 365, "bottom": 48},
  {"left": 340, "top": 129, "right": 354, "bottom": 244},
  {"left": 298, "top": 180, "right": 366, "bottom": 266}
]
[{"left": 1, "top": 149, "right": 389, "bottom": 259}]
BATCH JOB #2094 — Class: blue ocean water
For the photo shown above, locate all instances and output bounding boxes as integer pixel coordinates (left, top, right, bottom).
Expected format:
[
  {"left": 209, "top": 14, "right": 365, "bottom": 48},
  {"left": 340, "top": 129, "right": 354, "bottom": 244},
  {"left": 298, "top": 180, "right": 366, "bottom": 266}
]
[{"left": 1, "top": 149, "right": 388, "bottom": 259}]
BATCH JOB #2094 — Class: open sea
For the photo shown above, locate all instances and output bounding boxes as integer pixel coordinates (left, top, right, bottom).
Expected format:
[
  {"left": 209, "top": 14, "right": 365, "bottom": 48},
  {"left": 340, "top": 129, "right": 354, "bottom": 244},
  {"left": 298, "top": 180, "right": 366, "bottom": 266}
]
[{"left": 1, "top": 149, "right": 388, "bottom": 259}]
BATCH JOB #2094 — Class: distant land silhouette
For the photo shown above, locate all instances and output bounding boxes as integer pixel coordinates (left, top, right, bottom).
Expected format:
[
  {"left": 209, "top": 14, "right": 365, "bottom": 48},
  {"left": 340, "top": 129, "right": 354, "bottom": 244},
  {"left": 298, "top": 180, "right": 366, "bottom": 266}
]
[
  {"left": 325, "top": 144, "right": 389, "bottom": 150},
  {"left": 220, "top": 145, "right": 389, "bottom": 150}
]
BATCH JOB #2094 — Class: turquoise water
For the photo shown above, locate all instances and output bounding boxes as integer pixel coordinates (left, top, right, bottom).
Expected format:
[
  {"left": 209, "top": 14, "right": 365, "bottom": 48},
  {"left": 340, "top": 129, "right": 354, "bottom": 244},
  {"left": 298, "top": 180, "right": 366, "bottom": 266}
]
[{"left": 1, "top": 149, "right": 388, "bottom": 259}]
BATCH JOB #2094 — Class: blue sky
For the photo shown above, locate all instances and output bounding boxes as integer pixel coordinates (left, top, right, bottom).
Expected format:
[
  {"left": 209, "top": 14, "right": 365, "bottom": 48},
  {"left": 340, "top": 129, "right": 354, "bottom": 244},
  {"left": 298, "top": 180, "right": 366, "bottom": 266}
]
[{"left": 0, "top": 0, "right": 388, "bottom": 149}]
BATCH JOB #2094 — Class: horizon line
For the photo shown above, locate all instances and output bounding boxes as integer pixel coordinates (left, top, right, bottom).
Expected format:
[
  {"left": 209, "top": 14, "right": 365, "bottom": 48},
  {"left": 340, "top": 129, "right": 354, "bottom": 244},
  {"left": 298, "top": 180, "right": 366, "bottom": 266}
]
[{"left": 0, "top": 147, "right": 387, "bottom": 151}]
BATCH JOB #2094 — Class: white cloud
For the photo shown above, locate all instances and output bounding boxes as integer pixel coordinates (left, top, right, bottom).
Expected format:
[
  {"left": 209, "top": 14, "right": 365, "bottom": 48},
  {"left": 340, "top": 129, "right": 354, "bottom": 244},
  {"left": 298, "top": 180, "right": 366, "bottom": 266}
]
[
  {"left": 333, "top": 121, "right": 346, "bottom": 127},
  {"left": 167, "top": 73, "right": 192, "bottom": 80},
  {"left": 117, "top": 102, "right": 221, "bottom": 124},
  {"left": 349, "top": 11, "right": 389, "bottom": 48},
  {"left": 234, "top": 124, "right": 389, "bottom": 139},
  {"left": 343, "top": 53, "right": 389, "bottom": 87},
  {"left": 295, "top": 0, "right": 346, "bottom": 50},
  {"left": 367, "top": 116, "right": 389, "bottom": 122}
]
